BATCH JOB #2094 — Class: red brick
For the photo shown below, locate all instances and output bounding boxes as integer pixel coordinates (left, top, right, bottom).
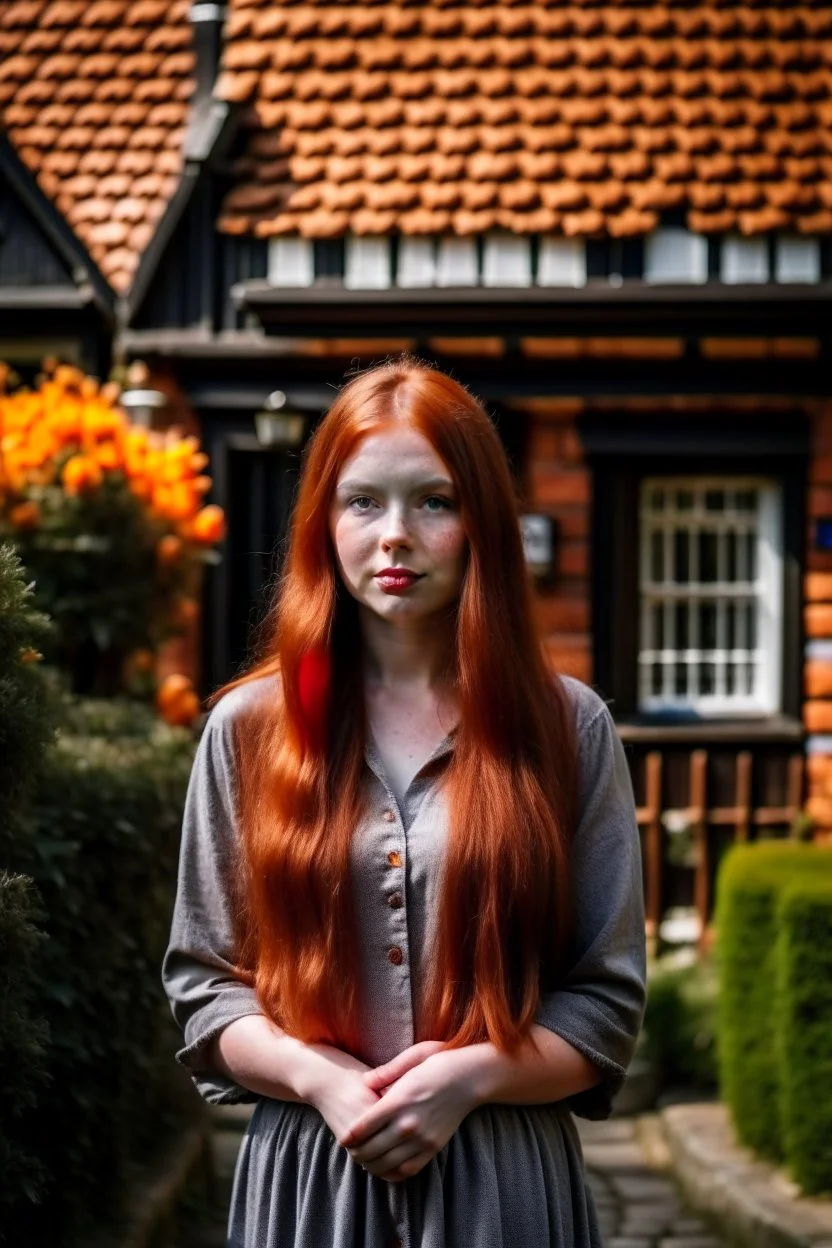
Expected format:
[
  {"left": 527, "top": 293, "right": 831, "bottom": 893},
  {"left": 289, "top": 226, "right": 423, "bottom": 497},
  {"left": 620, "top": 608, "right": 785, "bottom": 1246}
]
[
  {"left": 805, "top": 604, "right": 832, "bottom": 638},
  {"left": 806, "top": 754, "right": 832, "bottom": 798},
  {"left": 558, "top": 540, "right": 590, "bottom": 580},
  {"left": 533, "top": 594, "right": 591, "bottom": 635},
  {"left": 527, "top": 426, "right": 561, "bottom": 461},
  {"left": 805, "top": 573, "right": 832, "bottom": 603},
  {"left": 804, "top": 700, "right": 832, "bottom": 733},
  {"left": 805, "top": 661, "right": 832, "bottom": 699},
  {"left": 810, "top": 457, "right": 832, "bottom": 485},
  {"left": 529, "top": 467, "right": 591, "bottom": 509},
  {"left": 806, "top": 797, "right": 832, "bottom": 830},
  {"left": 809, "top": 487, "right": 832, "bottom": 520}
]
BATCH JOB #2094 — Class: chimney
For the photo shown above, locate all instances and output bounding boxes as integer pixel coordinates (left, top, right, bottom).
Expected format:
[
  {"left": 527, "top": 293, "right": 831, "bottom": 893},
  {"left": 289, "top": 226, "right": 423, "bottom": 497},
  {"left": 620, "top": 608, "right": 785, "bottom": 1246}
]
[{"left": 189, "top": 4, "right": 226, "bottom": 108}]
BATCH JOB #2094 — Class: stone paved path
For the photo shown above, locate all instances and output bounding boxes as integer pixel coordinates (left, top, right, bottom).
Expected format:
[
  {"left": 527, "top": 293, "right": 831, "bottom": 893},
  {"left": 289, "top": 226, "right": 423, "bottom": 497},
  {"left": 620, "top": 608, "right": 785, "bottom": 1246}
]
[
  {"left": 181, "top": 1109, "right": 728, "bottom": 1247},
  {"left": 578, "top": 1118, "right": 726, "bottom": 1248}
]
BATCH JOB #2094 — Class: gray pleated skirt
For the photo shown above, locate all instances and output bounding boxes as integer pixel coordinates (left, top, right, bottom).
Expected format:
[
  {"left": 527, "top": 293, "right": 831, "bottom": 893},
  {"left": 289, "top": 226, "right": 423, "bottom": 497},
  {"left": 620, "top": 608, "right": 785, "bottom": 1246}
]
[{"left": 228, "top": 1097, "right": 603, "bottom": 1247}]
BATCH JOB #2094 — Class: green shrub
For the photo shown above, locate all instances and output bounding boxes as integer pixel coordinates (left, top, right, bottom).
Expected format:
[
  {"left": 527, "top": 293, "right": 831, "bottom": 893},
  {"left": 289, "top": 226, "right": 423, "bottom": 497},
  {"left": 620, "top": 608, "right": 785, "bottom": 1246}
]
[
  {"left": 716, "top": 843, "right": 832, "bottom": 1177},
  {"left": 777, "top": 879, "right": 832, "bottom": 1195},
  {"left": 9, "top": 709, "right": 197, "bottom": 1244},
  {"left": 644, "top": 955, "right": 718, "bottom": 1093},
  {"left": 0, "top": 545, "right": 54, "bottom": 1235}
]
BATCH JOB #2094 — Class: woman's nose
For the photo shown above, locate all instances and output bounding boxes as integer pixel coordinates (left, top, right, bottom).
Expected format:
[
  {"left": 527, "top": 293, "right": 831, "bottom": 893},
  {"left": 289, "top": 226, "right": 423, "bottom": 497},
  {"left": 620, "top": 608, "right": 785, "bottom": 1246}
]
[{"left": 380, "top": 504, "right": 411, "bottom": 551}]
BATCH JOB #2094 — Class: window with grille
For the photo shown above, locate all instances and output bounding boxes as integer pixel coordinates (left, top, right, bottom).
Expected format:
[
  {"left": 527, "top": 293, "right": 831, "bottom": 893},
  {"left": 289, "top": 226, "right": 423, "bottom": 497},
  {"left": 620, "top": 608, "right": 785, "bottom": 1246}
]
[{"left": 639, "top": 478, "right": 783, "bottom": 715}]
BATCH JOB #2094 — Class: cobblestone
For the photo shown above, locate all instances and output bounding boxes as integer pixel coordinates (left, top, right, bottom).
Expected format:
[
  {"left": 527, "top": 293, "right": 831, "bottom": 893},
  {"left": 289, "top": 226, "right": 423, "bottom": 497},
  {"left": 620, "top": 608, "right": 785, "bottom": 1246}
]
[{"left": 578, "top": 1118, "right": 727, "bottom": 1248}]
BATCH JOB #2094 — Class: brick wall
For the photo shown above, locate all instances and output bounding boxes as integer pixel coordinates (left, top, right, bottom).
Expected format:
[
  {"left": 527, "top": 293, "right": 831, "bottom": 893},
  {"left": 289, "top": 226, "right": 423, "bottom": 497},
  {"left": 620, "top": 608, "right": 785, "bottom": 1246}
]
[
  {"left": 804, "top": 401, "right": 832, "bottom": 842},
  {"left": 516, "top": 399, "right": 592, "bottom": 685}
]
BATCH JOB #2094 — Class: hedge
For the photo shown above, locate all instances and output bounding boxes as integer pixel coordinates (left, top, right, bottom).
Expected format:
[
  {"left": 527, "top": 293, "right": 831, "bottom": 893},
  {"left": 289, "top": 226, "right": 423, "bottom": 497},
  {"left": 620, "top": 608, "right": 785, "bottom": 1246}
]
[
  {"left": 716, "top": 843, "right": 832, "bottom": 1192},
  {"left": 0, "top": 545, "right": 54, "bottom": 1236},
  {"left": 777, "top": 878, "right": 832, "bottom": 1195},
  {"left": 6, "top": 694, "right": 198, "bottom": 1244},
  {"left": 643, "top": 955, "right": 718, "bottom": 1095}
]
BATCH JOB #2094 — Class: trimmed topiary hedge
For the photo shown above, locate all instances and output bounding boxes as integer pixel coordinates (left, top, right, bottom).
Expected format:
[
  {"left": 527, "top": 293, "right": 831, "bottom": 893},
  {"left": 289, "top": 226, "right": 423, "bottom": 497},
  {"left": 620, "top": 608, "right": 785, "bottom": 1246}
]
[
  {"left": 643, "top": 955, "right": 718, "bottom": 1095},
  {"left": 716, "top": 843, "right": 832, "bottom": 1193},
  {"left": 777, "top": 878, "right": 832, "bottom": 1195}
]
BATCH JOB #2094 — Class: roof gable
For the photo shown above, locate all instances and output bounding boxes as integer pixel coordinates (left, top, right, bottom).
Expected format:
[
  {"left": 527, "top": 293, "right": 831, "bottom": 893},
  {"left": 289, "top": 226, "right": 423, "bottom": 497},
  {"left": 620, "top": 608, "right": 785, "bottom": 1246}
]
[
  {"left": 0, "top": 0, "right": 195, "bottom": 294},
  {"left": 215, "top": 1, "right": 832, "bottom": 242}
]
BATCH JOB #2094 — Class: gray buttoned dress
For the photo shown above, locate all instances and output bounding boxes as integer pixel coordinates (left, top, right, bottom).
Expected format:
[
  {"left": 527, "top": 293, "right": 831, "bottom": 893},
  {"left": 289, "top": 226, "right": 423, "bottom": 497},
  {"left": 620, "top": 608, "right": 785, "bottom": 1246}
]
[{"left": 162, "top": 674, "right": 646, "bottom": 1248}]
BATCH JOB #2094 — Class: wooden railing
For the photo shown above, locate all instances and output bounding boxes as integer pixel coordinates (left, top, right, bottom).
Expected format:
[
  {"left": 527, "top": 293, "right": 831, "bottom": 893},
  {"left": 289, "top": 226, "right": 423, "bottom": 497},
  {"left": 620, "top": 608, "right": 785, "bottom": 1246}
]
[{"left": 636, "top": 748, "right": 805, "bottom": 947}]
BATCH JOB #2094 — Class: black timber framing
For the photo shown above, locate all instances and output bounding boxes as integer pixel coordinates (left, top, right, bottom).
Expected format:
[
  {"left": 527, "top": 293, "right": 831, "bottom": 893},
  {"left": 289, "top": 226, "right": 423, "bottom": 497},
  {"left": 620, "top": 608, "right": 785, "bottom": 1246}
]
[
  {"left": 234, "top": 280, "right": 832, "bottom": 339},
  {"left": 0, "top": 134, "right": 114, "bottom": 374}
]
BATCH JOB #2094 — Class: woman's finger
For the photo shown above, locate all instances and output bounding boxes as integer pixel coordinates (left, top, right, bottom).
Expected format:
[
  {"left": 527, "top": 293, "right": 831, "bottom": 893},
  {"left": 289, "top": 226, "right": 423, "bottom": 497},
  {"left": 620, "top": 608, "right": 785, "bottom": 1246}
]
[
  {"left": 358, "top": 1139, "right": 425, "bottom": 1180},
  {"left": 364, "top": 1041, "right": 445, "bottom": 1090},
  {"left": 382, "top": 1150, "right": 435, "bottom": 1182},
  {"left": 341, "top": 1098, "right": 396, "bottom": 1147}
]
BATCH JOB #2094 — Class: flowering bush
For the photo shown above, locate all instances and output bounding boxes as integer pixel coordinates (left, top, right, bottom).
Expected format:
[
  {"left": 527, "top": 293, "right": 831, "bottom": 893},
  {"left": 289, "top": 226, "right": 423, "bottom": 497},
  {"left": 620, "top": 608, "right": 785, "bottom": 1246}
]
[{"left": 0, "top": 360, "right": 225, "bottom": 697}]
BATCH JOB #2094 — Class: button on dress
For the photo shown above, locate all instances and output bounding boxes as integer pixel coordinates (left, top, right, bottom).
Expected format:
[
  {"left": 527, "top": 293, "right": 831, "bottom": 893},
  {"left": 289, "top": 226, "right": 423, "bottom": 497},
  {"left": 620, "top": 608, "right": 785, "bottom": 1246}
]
[{"left": 162, "top": 675, "right": 646, "bottom": 1248}]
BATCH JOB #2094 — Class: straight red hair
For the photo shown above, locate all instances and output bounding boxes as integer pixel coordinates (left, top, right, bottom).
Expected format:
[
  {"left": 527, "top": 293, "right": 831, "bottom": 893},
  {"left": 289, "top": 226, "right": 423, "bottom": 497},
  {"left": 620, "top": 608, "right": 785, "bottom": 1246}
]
[{"left": 212, "top": 358, "right": 578, "bottom": 1057}]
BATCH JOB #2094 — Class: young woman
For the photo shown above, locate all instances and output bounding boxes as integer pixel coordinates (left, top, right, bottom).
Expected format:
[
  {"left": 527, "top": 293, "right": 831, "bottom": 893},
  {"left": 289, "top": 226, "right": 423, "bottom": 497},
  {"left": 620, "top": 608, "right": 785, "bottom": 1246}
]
[{"left": 162, "top": 358, "right": 646, "bottom": 1248}]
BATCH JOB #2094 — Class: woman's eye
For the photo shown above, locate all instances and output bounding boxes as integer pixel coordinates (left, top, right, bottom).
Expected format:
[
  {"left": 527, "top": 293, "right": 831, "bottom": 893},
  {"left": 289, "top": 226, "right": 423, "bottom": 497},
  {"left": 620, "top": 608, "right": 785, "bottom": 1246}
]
[
  {"left": 349, "top": 496, "right": 376, "bottom": 512},
  {"left": 423, "top": 496, "right": 452, "bottom": 512}
]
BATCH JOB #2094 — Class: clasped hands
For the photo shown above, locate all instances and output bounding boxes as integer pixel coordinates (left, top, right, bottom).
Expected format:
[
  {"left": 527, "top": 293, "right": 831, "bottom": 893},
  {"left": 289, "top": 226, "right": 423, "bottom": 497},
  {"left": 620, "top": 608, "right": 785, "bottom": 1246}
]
[{"left": 327, "top": 1040, "right": 483, "bottom": 1183}]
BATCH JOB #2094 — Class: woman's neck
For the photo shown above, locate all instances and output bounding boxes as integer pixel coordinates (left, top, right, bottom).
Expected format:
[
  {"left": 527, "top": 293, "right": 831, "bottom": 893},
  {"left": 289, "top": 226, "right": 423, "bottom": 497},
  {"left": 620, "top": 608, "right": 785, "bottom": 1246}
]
[{"left": 358, "top": 605, "right": 455, "bottom": 692}]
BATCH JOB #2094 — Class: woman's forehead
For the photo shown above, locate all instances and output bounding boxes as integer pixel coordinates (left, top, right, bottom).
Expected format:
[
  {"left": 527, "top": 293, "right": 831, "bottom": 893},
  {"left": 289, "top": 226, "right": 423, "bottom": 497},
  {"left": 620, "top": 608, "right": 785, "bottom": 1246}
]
[{"left": 336, "top": 425, "right": 451, "bottom": 483}]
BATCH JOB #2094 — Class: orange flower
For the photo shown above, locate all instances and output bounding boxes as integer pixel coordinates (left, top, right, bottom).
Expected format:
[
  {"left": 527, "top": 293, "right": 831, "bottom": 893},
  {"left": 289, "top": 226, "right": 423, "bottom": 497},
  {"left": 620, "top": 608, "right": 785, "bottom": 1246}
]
[
  {"left": 62, "top": 453, "right": 103, "bottom": 495},
  {"left": 156, "top": 534, "right": 183, "bottom": 566},
  {"left": 191, "top": 504, "right": 226, "bottom": 544},
  {"left": 92, "top": 439, "right": 123, "bottom": 471},
  {"left": 9, "top": 500, "right": 41, "bottom": 529},
  {"left": 19, "top": 648, "right": 43, "bottom": 664},
  {"left": 156, "top": 673, "right": 201, "bottom": 726}
]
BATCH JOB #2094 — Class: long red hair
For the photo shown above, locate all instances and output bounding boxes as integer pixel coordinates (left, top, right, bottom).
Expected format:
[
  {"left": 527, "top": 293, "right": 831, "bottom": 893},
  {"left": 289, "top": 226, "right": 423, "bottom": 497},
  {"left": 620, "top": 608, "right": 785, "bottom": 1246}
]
[{"left": 212, "top": 358, "right": 578, "bottom": 1056}]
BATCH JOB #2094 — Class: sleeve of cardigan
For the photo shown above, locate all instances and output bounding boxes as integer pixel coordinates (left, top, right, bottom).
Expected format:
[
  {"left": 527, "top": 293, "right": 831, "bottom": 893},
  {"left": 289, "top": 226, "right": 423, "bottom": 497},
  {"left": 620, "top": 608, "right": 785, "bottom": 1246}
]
[
  {"left": 161, "top": 691, "right": 265, "bottom": 1105},
  {"left": 534, "top": 697, "right": 647, "bottom": 1121}
]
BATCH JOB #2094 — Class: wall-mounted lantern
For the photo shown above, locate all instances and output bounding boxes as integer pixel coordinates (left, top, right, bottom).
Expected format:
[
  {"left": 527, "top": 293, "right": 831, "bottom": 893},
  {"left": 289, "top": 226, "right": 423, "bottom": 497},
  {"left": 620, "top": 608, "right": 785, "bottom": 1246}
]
[
  {"left": 120, "top": 388, "right": 168, "bottom": 430},
  {"left": 253, "top": 390, "right": 307, "bottom": 450},
  {"left": 519, "top": 513, "right": 558, "bottom": 581}
]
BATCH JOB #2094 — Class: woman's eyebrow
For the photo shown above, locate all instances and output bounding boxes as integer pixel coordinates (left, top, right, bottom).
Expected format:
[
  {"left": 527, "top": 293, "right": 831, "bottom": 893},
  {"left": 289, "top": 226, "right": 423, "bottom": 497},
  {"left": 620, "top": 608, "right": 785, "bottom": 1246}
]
[{"left": 335, "top": 476, "right": 455, "bottom": 494}]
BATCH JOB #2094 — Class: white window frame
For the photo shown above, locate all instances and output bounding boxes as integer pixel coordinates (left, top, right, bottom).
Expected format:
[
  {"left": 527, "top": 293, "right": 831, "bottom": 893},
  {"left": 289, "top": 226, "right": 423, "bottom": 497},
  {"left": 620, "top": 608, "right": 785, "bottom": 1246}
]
[
  {"left": 644, "top": 229, "right": 708, "bottom": 285},
  {"left": 721, "top": 236, "right": 769, "bottom": 285},
  {"left": 775, "top": 236, "right": 821, "bottom": 284},
  {"left": 536, "top": 238, "right": 587, "bottom": 288},
  {"left": 436, "top": 237, "right": 479, "bottom": 287},
  {"left": 481, "top": 234, "right": 532, "bottom": 287},
  {"left": 638, "top": 477, "right": 783, "bottom": 716},
  {"left": 344, "top": 236, "right": 391, "bottom": 290},
  {"left": 267, "top": 237, "right": 314, "bottom": 287},
  {"left": 396, "top": 237, "right": 437, "bottom": 288}
]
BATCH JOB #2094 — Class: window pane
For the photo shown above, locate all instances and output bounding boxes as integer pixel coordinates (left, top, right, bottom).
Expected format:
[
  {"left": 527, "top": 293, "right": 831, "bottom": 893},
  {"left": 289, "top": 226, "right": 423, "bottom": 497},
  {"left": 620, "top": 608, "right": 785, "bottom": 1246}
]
[
  {"left": 651, "top": 531, "right": 664, "bottom": 582},
  {"left": 746, "top": 533, "right": 757, "bottom": 581},
  {"left": 736, "top": 489, "right": 757, "bottom": 513},
  {"left": 726, "top": 601, "right": 736, "bottom": 650},
  {"left": 700, "top": 601, "right": 717, "bottom": 649},
  {"left": 676, "top": 489, "right": 694, "bottom": 511},
  {"left": 653, "top": 603, "right": 664, "bottom": 649},
  {"left": 674, "top": 530, "right": 689, "bottom": 582},
  {"left": 699, "top": 531, "right": 718, "bottom": 583},
  {"left": 675, "top": 661, "right": 688, "bottom": 695},
  {"left": 675, "top": 601, "right": 689, "bottom": 649},
  {"left": 726, "top": 661, "right": 736, "bottom": 694},
  {"left": 745, "top": 661, "right": 755, "bottom": 694},
  {"left": 705, "top": 490, "right": 724, "bottom": 511},
  {"left": 747, "top": 602, "right": 757, "bottom": 650},
  {"left": 700, "top": 661, "right": 716, "bottom": 694},
  {"left": 650, "top": 487, "right": 665, "bottom": 511},
  {"left": 652, "top": 662, "right": 663, "bottom": 695},
  {"left": 726, "top": 531, "right": 737, "bottom": 582}
]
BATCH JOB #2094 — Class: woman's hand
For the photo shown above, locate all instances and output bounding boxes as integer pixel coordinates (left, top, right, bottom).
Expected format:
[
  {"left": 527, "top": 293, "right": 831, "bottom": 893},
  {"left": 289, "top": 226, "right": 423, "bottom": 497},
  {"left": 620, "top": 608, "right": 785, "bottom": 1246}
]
[
  {"left": 303, "top": 1047, "right": 382, "bottom": 1147},
  {"left": 342, "top": 1045, "right": 482, "bottom": 1182}
]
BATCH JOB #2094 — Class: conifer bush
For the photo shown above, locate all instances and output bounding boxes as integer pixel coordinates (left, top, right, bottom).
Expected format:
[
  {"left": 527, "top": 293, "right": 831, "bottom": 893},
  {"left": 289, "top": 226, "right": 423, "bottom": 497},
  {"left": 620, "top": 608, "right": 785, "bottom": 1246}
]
[{"left": 0, "top": 544, "right": 53, "bottom": 1236}]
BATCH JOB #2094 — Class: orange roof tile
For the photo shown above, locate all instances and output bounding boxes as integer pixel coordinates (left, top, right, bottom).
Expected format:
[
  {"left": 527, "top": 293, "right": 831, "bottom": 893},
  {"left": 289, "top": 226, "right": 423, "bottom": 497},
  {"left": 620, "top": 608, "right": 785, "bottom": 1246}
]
[
  {"left": 217, "top": 1, "right": 832, "bottom": 242},
  {"left": 0, "top": 0, "right": 193, "bottom": 292}
]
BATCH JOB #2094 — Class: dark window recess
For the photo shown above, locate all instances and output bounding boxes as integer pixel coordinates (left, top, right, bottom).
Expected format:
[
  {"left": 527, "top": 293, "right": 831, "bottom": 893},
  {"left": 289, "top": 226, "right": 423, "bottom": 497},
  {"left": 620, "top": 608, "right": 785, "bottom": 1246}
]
[
  {"left": 659, "top": 207, "right": 688, "bottom": 230},
  {"left": 314, "top": 239, "right": 345, "bottom": 282},
  {"left": 707, "top": 237, "right": 721, "bottom": 281},
  {"left": 585, "top": 412, "right": 807, "bottom": 725},
  {"left": 619, "top": 238, "right": 644, "bottom": 279},
  {"left": 821, "top": 239, "right": 832, "bottom": 280},
  {"left": 586, "top": 239, "right": 610, "bottom": 280}
]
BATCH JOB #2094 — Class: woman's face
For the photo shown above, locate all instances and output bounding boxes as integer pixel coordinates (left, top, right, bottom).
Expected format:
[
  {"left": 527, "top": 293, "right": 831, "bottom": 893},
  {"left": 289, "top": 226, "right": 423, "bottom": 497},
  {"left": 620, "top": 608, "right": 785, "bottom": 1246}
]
[{"left": 329, "top": 424, "right": 468, "bottom": 624}]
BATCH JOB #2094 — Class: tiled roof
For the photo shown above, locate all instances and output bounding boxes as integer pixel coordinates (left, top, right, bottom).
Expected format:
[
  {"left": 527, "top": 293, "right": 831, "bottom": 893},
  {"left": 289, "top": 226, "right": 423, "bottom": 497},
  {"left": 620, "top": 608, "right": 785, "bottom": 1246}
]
[
  {"left": 0, "top": 0, "right": 194, "bottom": 293},
  {"left": 216, "top": 2, "right": 832, "bottom": 241}
]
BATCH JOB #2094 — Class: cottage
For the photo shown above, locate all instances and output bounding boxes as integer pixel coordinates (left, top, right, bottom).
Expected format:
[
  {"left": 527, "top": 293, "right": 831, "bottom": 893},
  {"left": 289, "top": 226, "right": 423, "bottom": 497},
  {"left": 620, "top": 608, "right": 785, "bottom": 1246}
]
[{"left": 2, "top": 0, "right": 832, "bottom": 938}]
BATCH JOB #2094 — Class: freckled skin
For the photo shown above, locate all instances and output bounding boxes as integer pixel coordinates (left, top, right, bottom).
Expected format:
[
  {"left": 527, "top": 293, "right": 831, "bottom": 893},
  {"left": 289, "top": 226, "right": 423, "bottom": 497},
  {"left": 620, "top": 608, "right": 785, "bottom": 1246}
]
[{"left": 329, "top": 425, "right": 468, "bottom": 625}]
